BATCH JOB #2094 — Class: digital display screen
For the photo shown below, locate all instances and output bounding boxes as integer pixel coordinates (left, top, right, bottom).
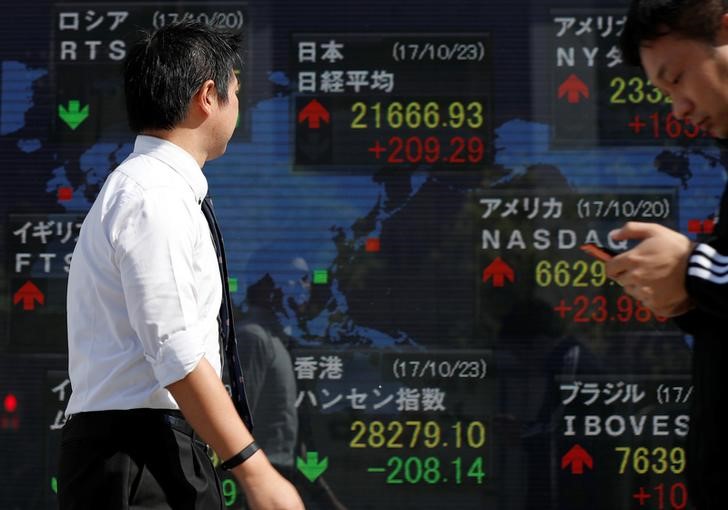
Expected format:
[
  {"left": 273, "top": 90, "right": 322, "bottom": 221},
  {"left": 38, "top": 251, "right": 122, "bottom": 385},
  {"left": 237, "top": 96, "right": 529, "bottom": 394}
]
[{"left": 0, "top": 1, "right": 709, "bottom": 509}]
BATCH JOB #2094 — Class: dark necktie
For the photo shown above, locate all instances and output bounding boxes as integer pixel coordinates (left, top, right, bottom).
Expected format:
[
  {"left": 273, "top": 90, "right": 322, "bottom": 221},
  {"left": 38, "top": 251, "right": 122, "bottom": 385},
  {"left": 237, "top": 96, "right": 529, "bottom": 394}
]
[{"left": 201, "top": 196, "right": 254, "bottom": 432}]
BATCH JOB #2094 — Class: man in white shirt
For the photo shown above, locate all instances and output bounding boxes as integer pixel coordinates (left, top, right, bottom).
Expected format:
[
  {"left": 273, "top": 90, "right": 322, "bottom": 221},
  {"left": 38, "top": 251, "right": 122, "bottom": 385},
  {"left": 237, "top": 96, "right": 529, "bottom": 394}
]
[{"left": 58, "top": 20, "right": 303, "bottom": 510}]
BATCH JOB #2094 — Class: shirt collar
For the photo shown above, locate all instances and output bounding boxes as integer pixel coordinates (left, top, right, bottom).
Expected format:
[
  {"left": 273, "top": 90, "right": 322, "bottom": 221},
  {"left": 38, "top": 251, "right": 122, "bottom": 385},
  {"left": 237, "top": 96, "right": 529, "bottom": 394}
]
[{"left": 133, "top": 135, "right": 208, "bottom": 203}]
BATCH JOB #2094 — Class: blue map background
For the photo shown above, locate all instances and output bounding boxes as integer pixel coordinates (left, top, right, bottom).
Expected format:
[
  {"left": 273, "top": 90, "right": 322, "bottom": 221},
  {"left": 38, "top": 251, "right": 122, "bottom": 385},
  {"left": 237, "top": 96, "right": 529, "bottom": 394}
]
[{"left": 1, "top": 60, "right": 725, "bottom": 349}]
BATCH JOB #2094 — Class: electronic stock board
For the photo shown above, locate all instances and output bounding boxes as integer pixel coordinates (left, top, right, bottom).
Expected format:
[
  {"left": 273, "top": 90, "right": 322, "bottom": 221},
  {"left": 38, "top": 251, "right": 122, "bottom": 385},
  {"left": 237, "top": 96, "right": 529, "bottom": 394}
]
[{"left": 0, "top": 1, "right": 713, "bottom": 509}]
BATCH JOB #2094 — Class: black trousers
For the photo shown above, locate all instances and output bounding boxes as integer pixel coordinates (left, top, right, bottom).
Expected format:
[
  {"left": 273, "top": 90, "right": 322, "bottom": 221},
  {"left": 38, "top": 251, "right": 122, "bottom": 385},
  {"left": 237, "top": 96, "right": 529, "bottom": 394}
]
[{"left": 58, "top": 409, "right": 224, "bottom": 510}]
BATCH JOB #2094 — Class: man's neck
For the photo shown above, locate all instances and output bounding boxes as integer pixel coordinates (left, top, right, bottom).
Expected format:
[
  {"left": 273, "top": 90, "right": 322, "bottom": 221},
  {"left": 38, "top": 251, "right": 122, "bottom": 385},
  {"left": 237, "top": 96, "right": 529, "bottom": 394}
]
[{"left": 141, "top": 128, "right": 207, "bottom": 168}]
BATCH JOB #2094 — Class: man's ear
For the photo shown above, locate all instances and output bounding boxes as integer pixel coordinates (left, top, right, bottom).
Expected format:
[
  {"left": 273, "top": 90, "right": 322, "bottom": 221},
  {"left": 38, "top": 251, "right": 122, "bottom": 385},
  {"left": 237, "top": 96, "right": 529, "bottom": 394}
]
[
  {"left": 717, "top": 13, "right": 728, "bottom": 45},
  {"left": 194, "top": 79, "right": 217, "bottom": 116}
]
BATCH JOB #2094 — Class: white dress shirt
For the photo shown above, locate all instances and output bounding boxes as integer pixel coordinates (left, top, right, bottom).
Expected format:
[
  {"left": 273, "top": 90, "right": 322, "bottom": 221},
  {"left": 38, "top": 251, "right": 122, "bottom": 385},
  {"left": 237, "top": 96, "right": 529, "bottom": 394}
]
[{"left": 65, "top": 135, "right": 222, "bottom": 414}]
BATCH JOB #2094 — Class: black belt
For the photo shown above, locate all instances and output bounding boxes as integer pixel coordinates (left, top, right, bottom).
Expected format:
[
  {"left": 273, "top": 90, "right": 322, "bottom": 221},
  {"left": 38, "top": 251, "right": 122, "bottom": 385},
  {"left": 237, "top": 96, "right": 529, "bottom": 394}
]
[
  {"left": 161, "top": 411, "right": 212, "bottom": 456},
  {"left": 160, "top": 410, "right": 193, "bottom": 435},
  {"left": 65, "top": 409, "right": 211, "bottom": 455}
]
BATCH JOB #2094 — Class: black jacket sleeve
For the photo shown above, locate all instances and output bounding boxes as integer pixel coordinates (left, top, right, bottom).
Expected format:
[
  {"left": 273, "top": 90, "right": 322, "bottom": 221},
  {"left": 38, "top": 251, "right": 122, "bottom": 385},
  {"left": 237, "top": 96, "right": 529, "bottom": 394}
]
[
  {"left": 682, "top": 239, "right": 728, "bottom": 319},
  {"left": 673, "top": 304, "right": 721, "bottom": 336},
  {"left": 675, "top": 172, "right": 728, "bottom": 334}
]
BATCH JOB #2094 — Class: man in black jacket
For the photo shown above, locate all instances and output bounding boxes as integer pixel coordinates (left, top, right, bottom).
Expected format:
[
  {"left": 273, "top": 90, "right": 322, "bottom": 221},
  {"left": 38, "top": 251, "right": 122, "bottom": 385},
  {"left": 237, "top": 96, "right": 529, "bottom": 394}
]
[{"left": 612, "top": 1, "right": 728, "bottom": 508}]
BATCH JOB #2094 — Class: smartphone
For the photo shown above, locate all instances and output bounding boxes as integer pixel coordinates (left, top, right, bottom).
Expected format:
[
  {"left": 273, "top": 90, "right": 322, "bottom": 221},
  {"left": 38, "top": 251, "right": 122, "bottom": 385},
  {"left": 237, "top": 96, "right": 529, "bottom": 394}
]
[{"left": 580, "top": 243, "right": 617, "bottom": 262}]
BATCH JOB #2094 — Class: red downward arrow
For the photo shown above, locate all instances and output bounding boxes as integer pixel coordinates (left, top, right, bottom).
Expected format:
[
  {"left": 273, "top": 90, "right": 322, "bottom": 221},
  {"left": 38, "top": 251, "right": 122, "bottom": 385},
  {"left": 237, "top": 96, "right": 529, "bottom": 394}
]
[
  {"left": 13, "top": 281, "right": 44, "bottom": 311},
  {"left": 558, "top": 74, "right": 590, "bottom": 104},
  {"left": 298, "top": 99, "right": 330, "bottom": 128},
  {"left": 561, "top": 444, "right": 593, "bottom": 474},
  {"left": 482, "top": 257, "right": 515, "bottom": 288}
]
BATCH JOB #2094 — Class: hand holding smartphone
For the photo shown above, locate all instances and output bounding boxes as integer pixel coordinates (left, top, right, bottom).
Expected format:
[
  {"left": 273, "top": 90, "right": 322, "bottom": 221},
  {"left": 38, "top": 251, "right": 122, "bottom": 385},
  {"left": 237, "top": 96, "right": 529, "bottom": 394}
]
[{"left": 580, "top": 243, "right": 618, "bottom": 262}]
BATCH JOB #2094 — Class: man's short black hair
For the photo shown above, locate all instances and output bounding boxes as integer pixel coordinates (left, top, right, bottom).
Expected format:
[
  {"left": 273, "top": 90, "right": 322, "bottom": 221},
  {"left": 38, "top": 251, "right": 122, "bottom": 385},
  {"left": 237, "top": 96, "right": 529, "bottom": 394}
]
[
  {"left": 619, "top": 0, "right": 728, "bottom": 67},
  {"left": 123, "top": 20, "right": 242, "bottom": 133}
]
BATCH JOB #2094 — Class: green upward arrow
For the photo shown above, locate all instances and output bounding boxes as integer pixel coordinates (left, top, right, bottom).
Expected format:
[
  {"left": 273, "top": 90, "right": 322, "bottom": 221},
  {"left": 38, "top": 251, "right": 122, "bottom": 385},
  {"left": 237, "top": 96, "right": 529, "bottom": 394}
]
[
  {"left": 296, "top": 451, "right": 328, "bottom": 482},
  {"left": 58, "top": 100, "right": 89, "bottom": 130}
]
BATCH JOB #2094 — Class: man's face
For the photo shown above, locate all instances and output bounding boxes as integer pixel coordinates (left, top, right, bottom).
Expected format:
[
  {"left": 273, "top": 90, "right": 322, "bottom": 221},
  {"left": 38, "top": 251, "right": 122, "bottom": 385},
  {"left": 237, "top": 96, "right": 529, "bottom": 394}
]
[
  {"left": 640, "top": 28, "right": 728, "bottom": 138},
  {"left": 222, "top": 73, "right": 240, "bottom": 139},
  {"left": 208, "top": 72, "right": 239, "bottom": 160}
]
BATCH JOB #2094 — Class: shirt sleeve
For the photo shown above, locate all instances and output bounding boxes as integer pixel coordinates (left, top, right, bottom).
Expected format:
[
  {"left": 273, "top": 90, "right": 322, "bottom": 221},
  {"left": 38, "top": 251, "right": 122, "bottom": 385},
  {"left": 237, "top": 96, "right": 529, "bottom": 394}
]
[{"left": 113, "top": 188, "right": 207, "bottom": 388}]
